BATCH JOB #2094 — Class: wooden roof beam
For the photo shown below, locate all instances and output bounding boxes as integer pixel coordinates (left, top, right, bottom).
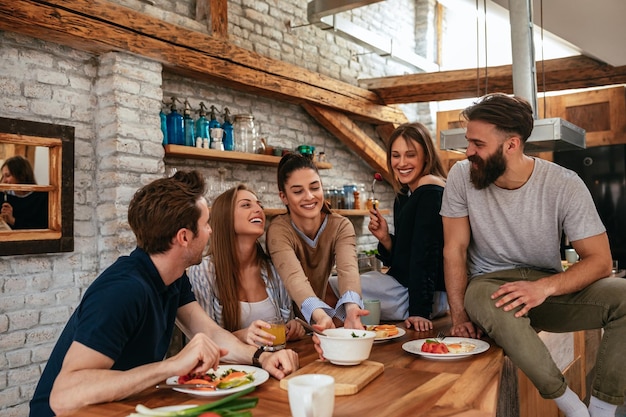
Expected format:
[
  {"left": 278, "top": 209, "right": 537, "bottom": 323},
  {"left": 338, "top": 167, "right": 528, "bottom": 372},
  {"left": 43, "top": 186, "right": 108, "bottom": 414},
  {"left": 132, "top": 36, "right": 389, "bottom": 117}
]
[
  {"left": 0, "top": 0, "right": 406, "bottom": 126},
  {"left": 360, "top": 55, "right": 626, "bottom": 104},
  {"left": 302, "top": 104, "right": 394, "bottom": 183}
]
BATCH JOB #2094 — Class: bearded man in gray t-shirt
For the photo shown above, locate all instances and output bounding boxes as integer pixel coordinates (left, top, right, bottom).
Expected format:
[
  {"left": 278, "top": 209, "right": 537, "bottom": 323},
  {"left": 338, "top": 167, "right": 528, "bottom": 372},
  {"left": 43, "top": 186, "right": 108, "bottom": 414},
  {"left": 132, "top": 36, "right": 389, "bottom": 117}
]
[{"left": 440, "top": 93, "right": 626, "bottom": 417}]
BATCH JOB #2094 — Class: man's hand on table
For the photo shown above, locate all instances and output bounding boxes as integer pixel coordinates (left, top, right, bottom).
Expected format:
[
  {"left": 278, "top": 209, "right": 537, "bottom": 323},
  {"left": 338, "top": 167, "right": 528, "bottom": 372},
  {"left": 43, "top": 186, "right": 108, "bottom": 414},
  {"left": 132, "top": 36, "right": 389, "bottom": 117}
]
[
  {"left": 405, "top": 316, "right": 433, "bottom": 332},
  {"left": 450, "top": 310, "right": 483, "bottom": 339},
  {"left": 259, "top": 348, "right": 299, "bottom": 380}
]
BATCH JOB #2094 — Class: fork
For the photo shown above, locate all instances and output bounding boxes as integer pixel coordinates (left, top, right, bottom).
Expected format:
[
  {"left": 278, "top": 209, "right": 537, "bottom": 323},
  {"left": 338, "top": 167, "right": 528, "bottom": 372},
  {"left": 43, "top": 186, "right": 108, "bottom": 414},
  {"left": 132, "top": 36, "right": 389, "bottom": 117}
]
[{"left": 436, "top": 331, "right": 446, "bottom": 341}]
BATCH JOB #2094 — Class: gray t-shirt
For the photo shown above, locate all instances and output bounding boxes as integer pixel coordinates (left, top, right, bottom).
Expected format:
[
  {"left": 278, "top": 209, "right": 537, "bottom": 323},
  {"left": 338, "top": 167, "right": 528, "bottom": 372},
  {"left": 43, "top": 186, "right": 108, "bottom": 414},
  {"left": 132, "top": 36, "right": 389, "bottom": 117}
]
[{"left": 440, "top": 158, "right": 605, "bottom": 278}]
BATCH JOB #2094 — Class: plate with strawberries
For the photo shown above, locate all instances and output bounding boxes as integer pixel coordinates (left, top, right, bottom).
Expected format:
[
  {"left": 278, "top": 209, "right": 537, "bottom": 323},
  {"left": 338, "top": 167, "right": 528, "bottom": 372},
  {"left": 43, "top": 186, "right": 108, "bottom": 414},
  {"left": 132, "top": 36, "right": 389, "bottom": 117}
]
[
  {"left": 402, "top": 337, "right": 489, "bottom": 360},
  {"left": 166, "top": 365, "right": 269, "bottom": 396}
]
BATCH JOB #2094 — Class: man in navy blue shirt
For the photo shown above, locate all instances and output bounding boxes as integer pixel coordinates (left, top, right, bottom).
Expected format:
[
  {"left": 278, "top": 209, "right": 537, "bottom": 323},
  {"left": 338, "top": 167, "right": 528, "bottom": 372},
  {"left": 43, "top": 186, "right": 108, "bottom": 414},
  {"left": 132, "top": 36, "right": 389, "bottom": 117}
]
[{"left": 30, "top": 170, "right": 299, "bottom": 417}]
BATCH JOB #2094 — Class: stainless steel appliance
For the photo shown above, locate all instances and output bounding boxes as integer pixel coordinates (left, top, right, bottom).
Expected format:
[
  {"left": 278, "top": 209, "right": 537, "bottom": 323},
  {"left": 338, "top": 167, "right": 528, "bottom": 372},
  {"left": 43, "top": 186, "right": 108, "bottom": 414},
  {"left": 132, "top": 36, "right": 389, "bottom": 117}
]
[{"left": 554, "top": 145, "right": 626, "bottom": 267}]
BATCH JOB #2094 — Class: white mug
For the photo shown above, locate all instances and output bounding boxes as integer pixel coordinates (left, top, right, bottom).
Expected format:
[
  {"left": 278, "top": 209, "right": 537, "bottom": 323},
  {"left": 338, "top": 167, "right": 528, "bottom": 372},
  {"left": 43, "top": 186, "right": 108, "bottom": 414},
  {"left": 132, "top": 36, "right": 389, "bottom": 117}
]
[
  {"left": 565, "top": 248, "right": 579, "bottom": 264},
  {"left": 361, "top": 299, "right": 381, "bottom": 326},
  {"left": 288, "top": 374, "right": 334, "bottom": 417}
]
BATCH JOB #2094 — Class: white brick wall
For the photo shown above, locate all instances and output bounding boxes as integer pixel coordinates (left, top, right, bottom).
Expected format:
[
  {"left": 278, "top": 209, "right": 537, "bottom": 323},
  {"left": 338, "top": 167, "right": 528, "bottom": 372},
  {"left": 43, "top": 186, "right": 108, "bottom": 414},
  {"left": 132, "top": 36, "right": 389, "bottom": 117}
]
[{"left": 0, "top": 1, "right": 438, "bottom": 415}]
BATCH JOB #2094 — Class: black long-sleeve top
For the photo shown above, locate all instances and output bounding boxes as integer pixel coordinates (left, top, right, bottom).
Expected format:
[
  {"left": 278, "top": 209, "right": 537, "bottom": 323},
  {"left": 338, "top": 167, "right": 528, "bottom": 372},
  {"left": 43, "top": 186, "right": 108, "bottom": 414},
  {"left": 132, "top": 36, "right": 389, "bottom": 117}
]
[
  {"left": 376, "top": 184, "right": 445, "bottom": 318},
  {"left": 2, "top": 191, "right": 48, "bottom": 230}
]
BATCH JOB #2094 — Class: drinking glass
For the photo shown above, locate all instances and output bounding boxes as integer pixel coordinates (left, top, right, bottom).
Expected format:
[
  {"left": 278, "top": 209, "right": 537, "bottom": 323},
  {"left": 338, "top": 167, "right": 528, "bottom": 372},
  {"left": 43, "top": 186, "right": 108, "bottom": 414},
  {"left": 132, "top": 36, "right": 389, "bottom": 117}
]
[{"left": 265, "top": 317, "right": 286, "bottom": 351}]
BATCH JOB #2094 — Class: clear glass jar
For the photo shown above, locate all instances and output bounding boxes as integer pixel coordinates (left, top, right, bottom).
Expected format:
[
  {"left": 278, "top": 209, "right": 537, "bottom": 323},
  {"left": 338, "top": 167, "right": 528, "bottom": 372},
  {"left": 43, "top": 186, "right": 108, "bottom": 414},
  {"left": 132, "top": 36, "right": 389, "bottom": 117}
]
[{"left": 233, "top": 114, "right": 256, "bottom": 153}]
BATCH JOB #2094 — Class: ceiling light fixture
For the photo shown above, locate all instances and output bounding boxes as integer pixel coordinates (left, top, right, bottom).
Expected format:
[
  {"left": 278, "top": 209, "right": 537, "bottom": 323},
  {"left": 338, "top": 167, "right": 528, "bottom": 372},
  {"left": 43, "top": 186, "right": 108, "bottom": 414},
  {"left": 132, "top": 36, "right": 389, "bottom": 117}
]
[{"left": 440, "top": 0, "right": 586, "bottom": 153}]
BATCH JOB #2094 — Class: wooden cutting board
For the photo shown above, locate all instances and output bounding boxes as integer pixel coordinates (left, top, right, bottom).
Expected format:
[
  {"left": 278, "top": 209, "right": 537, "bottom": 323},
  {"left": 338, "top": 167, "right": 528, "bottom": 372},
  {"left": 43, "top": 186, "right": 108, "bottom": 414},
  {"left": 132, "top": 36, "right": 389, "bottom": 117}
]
[{"left": 279, "top": 360, "right": 384, "bottom": 396}]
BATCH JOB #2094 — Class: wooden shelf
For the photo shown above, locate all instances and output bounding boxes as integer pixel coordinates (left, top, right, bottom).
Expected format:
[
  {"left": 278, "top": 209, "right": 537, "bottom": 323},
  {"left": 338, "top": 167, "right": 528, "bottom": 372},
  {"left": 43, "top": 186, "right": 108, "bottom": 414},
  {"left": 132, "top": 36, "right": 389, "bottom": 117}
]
[
  {"left": 164, "top": 144, "right": 332, "bottom": 169},
  {"left": 264, "top": 208, "right": 389, "bottom": 217}
]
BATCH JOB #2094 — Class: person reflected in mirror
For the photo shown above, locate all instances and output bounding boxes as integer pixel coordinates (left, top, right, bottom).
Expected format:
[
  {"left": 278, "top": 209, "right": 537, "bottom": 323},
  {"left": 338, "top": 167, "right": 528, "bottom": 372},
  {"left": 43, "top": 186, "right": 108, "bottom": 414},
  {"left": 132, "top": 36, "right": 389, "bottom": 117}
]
[
  {"left": 440, "top": 93, "right": 626, "bottom": 417},
  {"left": 187, "top": 184, "right": 305, "bottom": 348},
  {"left": 266, "top": 153, "right": 366, "bottom": 331},
  {"left": 356, "top": 123, "right": 449, "bottom": 332},
  {"left": 1, "top": 155, "right": 48, "bottom": 229},
  {"left": 29, "top": 171, "right": 298, "bottom": 417}
]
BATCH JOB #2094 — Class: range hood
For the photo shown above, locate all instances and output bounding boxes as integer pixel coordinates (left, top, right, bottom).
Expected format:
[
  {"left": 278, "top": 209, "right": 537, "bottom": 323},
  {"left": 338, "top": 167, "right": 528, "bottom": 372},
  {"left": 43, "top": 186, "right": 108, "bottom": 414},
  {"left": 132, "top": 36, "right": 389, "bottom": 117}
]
[
  {"left": 440, "top": 117, "right": 586, "bottom": 153},
  {"left": 440, "top": 0, "right": 586, "bottom": 153}
]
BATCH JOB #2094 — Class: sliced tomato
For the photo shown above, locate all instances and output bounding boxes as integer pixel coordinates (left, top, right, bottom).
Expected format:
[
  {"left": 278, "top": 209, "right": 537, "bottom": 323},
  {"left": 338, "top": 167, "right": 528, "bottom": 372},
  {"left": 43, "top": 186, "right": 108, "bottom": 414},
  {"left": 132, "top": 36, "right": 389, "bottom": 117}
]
[
  {"left": 198, "top": 413, "right": 221, "bottom": 417},
  {"left": 433, "top": 343, "right": 449, "bottom": 354},
  {"left": 421, "top": 340, "right": 449, "bottom": 354}
]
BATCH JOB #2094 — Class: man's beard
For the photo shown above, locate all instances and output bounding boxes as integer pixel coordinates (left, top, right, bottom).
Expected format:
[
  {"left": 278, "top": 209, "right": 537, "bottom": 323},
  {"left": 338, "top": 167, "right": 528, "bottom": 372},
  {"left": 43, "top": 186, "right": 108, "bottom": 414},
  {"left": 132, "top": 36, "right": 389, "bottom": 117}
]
[{"left": 468, "top": 144, "right": 507, "bottom": 189}]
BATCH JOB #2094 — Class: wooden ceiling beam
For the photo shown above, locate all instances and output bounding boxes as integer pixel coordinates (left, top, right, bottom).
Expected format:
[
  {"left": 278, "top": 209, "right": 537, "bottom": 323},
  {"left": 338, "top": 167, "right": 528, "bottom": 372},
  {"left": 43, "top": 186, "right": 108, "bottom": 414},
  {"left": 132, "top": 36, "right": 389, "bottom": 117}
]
[
  {"left": 360, "top": 55, "right": 626, "bottom": 104},
  {"left": 302, "top": 104, "right": 394, "bottom": 183},
  {"left": 0, "top": 0, "right": 406, "bottom": 125}
]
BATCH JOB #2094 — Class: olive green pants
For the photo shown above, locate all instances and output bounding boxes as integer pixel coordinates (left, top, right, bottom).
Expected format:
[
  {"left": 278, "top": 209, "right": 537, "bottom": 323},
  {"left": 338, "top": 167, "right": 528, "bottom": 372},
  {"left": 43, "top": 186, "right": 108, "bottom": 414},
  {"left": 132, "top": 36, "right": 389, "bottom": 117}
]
[{"left": 465, "top": 268, "right": 626, "bottom": 404}]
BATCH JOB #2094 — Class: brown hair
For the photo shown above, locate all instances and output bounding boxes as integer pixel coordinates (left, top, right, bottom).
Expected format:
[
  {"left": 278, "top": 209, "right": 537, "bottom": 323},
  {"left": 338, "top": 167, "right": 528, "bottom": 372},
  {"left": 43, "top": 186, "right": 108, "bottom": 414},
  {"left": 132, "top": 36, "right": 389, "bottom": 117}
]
[
  {"left": 1, "top": 155, "right": 37, "bottom": 184},
  {"left": 208, "top": 184, "right": 275, "bottom": 331},
  {"left": 386, "top": 122, "right": 447, "bottom": 194},
  {"left": 461, "top": 93, "right": 534, "bottom": 143},
  {"left": 276, "top": 152, "right": 331, "bottom": 213},
  {"left": 128, "top": 170, "right": 206, "bottom": 254}
]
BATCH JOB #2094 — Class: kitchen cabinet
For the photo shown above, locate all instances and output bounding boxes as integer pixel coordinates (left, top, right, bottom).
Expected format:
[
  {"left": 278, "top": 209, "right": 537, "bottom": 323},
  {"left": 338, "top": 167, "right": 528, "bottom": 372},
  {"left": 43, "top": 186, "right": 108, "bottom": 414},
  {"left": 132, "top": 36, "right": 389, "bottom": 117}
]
[{"left": 164, "top": 144, "right": 333, "bottom": 169}]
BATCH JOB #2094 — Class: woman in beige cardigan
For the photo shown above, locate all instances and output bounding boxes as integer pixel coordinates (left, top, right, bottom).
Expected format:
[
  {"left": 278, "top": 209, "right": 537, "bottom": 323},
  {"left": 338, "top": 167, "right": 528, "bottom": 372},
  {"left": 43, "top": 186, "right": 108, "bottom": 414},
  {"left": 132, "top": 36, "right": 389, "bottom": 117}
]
[{"left": 266, "top": 152, "right": 366, "bottom": 330}]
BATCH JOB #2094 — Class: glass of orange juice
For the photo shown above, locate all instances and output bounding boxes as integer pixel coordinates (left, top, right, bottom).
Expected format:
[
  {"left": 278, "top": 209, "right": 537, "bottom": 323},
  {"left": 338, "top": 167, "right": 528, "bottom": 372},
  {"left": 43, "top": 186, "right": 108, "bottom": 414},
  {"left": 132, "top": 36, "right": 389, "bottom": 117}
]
[{"left": 265, "top": 317, "right": 286, "bottom": 351}]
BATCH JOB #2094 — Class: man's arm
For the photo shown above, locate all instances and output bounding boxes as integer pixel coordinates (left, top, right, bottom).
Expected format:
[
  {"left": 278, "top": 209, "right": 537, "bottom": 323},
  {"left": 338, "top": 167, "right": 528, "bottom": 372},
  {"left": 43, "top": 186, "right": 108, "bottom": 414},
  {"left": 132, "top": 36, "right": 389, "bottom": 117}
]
[
  {"left": 558, "top": 232, "right": 613, "bottom": 292},
  {"left": 492, "top": 232, "right": 612, "bottom": 317},
  {"left": 442, "top": 216, "right": 480, "bottom": 338},
  {"left": 176, "top": 301, "right": 299, "bottom": 379},
  {"left": 49, "top": 332, "right": 224, "bottom": 415}
]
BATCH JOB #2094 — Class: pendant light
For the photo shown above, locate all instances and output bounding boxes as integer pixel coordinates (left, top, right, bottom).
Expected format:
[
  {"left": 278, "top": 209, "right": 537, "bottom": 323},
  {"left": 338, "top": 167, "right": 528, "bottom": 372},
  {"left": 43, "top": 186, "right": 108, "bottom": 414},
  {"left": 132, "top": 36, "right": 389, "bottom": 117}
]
[{"left": 440, "top": 0, "right": 586, "bottom": 153}]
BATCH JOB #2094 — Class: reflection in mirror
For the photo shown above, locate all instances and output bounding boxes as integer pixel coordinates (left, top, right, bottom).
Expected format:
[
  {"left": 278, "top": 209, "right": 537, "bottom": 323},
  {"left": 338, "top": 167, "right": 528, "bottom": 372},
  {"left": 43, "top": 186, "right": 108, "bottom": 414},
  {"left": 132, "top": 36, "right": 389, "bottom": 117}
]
[
  {"left": 0, "top": 117, "right": 74, "bottom": 256},
  {"left": 1, "top": 146, "right": 50, "bottom": 230}
]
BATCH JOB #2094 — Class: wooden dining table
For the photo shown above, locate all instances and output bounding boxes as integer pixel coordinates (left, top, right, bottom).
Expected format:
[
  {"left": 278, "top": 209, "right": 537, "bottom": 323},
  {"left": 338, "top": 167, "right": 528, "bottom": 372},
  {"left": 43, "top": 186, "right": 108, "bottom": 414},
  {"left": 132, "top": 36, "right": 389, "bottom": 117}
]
[{"left": 59, "top": 316, "right": 509, "bottom": 417}]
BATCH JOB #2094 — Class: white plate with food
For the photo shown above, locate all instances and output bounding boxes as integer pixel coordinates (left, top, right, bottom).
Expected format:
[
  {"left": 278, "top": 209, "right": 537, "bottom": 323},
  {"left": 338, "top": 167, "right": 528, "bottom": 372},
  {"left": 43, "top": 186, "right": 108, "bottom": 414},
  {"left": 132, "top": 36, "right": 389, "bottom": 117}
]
[
  {"left": 402, "top": 337, "right": 490, "bottom": 360},
  {"left": 365, "top": 325, "right": 406, "bottom": 342},
  {"left": 166, "top": 365, "right": 269, "bottom": 397}
]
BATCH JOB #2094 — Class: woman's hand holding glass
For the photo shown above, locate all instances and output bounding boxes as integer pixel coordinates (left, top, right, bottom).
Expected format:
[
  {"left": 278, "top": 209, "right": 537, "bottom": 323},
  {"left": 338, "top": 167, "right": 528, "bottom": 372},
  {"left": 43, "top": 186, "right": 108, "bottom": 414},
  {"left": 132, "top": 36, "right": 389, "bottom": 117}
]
[{"left": 243, "top": 319, "right": 277, "bottom": 347}]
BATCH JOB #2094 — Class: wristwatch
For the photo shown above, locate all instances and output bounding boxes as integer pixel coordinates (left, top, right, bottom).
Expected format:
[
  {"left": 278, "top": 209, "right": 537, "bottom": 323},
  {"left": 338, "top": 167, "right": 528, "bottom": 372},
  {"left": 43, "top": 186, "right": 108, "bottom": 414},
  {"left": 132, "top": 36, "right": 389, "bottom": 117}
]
[{"left": 252, "top": 346, "right": 266, "bottom": 367}]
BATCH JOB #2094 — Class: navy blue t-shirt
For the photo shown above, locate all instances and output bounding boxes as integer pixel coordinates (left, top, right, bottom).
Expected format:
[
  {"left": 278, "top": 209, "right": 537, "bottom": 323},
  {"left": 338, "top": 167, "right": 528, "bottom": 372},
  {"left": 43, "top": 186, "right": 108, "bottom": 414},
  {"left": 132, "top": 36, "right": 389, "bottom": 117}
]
[{"left": 29, "top": 248, "right": 196, "bottom": 417}]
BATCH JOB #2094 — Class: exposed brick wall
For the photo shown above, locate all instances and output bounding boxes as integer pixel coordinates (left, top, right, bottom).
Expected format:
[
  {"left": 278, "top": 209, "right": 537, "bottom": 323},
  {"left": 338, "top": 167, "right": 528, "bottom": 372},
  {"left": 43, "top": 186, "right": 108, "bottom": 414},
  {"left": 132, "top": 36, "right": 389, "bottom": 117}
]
[{"left": 0, "top": 1, "right": 438, "bottom": 415}]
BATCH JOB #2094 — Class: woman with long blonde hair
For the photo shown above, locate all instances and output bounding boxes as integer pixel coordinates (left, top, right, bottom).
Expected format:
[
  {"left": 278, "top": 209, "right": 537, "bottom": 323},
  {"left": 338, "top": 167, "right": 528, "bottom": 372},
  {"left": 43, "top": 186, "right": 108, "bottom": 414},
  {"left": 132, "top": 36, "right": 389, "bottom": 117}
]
[{"left": 188, "top": 184, "right": 304, "bottom": 347}]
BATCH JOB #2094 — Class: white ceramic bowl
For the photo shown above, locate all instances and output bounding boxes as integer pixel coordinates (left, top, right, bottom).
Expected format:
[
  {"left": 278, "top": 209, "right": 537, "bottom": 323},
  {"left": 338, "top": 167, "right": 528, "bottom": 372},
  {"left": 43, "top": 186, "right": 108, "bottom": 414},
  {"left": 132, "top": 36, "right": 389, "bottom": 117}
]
[{"left": 318, "top": 328, "right": 376, "bottom": 365}]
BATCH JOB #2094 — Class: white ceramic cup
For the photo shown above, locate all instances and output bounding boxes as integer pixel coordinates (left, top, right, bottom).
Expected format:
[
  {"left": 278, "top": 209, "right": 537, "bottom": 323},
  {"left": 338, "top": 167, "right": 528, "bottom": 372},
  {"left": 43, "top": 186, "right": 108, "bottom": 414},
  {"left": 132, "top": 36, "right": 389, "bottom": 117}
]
[
  {"left": 361, "top": 299, "right": 381, "bottom": 326},
  {"left": 565, "top": 248, "right": 579, "bottom": 264},
  {"left": 288, "top": 374, "right": 334, "bottom": 417}
]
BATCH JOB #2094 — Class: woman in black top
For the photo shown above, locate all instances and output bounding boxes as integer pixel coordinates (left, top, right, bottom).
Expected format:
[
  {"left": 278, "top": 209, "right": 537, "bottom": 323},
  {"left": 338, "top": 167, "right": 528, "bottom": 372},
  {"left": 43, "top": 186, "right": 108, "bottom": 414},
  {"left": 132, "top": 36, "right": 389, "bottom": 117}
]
[
  {"left": 363, "top": 123, "right": 448, "bottom": 331},
  {"left": 1, "top": 155, "right": 48, "bottom": 229}
]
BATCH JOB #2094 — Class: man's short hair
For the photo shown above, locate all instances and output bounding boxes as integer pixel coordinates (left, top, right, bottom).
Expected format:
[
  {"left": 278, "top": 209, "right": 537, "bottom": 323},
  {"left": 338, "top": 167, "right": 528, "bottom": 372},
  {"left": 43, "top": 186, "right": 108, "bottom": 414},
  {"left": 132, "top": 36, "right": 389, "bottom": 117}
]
[
  {"left": 462, "top": 93, "right": 534, "bottom": 143},
  {"left": 128, "top": 170, "right": 206, "bottom": 254}
]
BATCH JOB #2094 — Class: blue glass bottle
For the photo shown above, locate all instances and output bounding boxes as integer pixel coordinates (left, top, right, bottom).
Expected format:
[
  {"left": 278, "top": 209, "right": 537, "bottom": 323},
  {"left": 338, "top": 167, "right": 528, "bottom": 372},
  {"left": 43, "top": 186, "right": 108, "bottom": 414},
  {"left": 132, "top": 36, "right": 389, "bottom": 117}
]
[
  {"left": 222, "top": 107, "right": 234, "bottom": 151},
  {"left": 208, "top": 105, "right": 221, "bottom": 145},
  {"left": 183, "top": 100, "right": 195, "bottom": 147},
  {"left": 195, "top": 102, "right": 210, "bottom": 148},
  {"left": 159, "top": 102, "right": 168, "bottom": 145},
  {"left": 166, "top": 97, "right": 184, "bottom": 145}
]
